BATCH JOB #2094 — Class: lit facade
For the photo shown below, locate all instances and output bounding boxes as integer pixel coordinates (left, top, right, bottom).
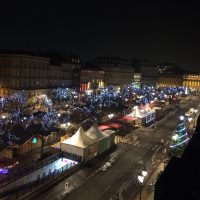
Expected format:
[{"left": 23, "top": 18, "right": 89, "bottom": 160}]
[
  {"left": 158, "top": 74, "right": 183, "bottom": 87},
  {"left": 95, "top": 57, "right": 134, "bottom": 87},
  {"left": 183, "top": 74, "right": 200, "bottom": 90},
  {"left": 102, "top": 65, "right": 134, "bottom": 87},
  {"left": 133, "top": 73, "right": 141, "bottom": 86},
  {"left": 80, "top": 69, "right": 104, "bottom": 91}
]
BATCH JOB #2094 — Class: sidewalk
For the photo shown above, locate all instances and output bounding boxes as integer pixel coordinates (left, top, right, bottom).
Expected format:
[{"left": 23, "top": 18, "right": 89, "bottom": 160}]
[{"left": 134, "top": 161, "right": 165, "bottom": 200}]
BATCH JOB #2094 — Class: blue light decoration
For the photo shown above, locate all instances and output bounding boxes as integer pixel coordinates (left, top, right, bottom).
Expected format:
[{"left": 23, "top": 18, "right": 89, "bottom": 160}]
[
  {"left": 145, "top": 112, "right": 156, "bottom": 124},
  {"left": 170, "top": 137, "right": 189, "bottom": 148}
]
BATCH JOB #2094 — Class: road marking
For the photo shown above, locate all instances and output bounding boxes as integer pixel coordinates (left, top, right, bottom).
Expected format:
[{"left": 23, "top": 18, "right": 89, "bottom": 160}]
[
  {"left": 155, "top": 146, "right": 162, "bottom": 153},
  {"left": 164, "top": 141, "right": 169, "bottom": 146},
  {"left": 134, "top": 141, "right": 140, "bottom": 146},
  {"left": 152, "top": 145, "right": 158, "bottom": 151}
]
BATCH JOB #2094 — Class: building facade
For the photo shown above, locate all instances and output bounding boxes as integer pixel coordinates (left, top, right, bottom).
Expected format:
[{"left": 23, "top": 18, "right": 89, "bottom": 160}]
[
  {"left": 157, "top": 74, "right": 183, "bottom": 87},
  {"left": 80, "top": 69, "right": 104, "bottom": 92},
  {"left": 132, "top": 60, "right": 158, "bottom": 86},
  {"left": 140, "top": 62, "right": 158, "bottom": 86},
  {"left": 183, "top": 74, "right": 200, "bottom": 90},
  {"left": 157, "top": 63, "right": 184, "bottom": 87},
  {"left": 0, "top": 52, "right": 80, "bottom": 96},
  {"left": 95, "top": 57, "right": 134, "bottom": 87}
]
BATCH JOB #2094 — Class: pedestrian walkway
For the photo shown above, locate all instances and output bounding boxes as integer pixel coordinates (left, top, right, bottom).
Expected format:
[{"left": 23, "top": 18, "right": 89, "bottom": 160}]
[{"left": 134, "top": 162, "right": 164, "bottom": 200}]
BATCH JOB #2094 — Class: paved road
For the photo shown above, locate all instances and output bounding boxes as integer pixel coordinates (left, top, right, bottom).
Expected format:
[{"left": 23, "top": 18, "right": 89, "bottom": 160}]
[{"left": 32, "top": 99, "right": 198, "bottom": 200}]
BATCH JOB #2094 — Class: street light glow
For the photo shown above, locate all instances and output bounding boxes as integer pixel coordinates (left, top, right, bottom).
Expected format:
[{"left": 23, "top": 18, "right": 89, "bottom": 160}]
[
  {"left": 172, "top": 134, "right": 178, "bottom": 141},
  {"left": 142, "top": 170, "right": 148, "bottom": 177},
  {"left": 138, "top": 175, "right": 144, "bottom": 184},
  {"left": 180, "top": 115, "right": 185, "bottom": 121},
  {"left": 108, "top": 114, "right": 114, "bottom": 119}
]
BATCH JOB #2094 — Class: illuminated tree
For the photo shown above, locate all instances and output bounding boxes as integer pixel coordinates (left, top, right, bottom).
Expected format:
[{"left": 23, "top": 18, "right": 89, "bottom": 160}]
[
  {"left": 0, "top": 116, "right": 19, "bottom": 147},
  {"left": 26, "top": 110, "right": 59, "bottom": 158},
  {"left": 170, "top": 116, "right": 190, "bottom": 156}
]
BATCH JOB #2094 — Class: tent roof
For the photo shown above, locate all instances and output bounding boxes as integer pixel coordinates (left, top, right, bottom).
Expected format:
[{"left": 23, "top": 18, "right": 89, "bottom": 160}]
[
  {"left": 129, "top": 106, "right": 155, "bottom": 118},
  {"left": 152, "top": 106, "right": 162, "bottom": 110},
  {"left": 103, "top": 129, "right": 115, "bottom": 135},
  {"left": 121, "top": 116, "right": 137, "bottom": 121},
  {"left": 85, "top": 124, "right": 109, "bottom": 140},
  {"left": 62, "top": 127, "right": 96, "bottom": 148},
  {"left": 98, "top": 125, "right": 110, "bottom": 131}
]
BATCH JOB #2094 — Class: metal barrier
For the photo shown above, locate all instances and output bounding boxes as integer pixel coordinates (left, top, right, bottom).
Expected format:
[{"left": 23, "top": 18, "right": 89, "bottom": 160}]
[
  {"left": 0, "top": 153, "right": 61, "bottom": 188},
  {"left": 0, "top": 161, "right": 81, "bottom": 199}
]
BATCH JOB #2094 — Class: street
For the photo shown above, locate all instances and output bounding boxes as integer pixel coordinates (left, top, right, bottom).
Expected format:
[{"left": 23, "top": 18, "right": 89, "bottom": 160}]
[{"left": 31, "top": 99, "right": 197, "bottom": 200}]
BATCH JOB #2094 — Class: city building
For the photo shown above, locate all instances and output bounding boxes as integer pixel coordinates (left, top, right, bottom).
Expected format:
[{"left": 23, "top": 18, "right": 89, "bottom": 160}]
[
  {"left": 133, "top": 73, "right": 141, "bottom": 87},
  {"left": 157, "top": 74, "right": 183, "bottom": 87},
  {"left": 132, "top": 59, "right": 158, "bottom": 86},
  {"left": 183, "top": 73, "right": 200, "bottom": 90},
  {"left": 157, "top": 63, "right": 184, "bottom": 74},
  {"left": 157, "top": 63, "right": 184, "bottom": 87},
  {"left": 95, "top": 57, "right": 134, "bottom": 87},
  {"left": 80, "top": 62, "right": 104, "bottom": 92},
  {"left": 0, "top": 51, "right": 81, "bottom": 96}
]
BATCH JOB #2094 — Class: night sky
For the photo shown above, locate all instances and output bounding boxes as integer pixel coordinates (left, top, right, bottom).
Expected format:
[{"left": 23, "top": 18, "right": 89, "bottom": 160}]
[{"left": 0, "top": 1, "right": 199, "bottom": 71}]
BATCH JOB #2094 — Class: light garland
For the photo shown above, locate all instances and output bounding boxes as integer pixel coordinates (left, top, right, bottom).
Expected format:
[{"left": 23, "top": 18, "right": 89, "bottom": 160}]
[
  {"left": 170, "top": 137, "right": 189, "bottom": 148},
  {"left": 176, "top": 127, "right": 186, "bottom": 133}
]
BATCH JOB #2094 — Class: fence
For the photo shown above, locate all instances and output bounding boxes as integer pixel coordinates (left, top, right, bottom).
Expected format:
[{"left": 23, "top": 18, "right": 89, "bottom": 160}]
[
  {"left": 0, "top": 153, "right": 61, "bottom": 189},
  {"left": 0, "top": 162, "right": 81, "bottom": 200}
]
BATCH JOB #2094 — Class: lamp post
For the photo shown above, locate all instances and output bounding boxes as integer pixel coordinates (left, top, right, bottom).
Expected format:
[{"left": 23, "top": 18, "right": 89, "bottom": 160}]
[
  {"left": 137, "top": 170, "right": 148, "bottom": 200},
  {"left": 138, "top": 175, "right": 144, "bottom": 200}
]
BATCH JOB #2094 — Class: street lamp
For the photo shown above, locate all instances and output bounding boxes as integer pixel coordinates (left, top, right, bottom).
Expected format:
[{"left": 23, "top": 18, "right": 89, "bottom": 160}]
[
  {"left": 138, "top": 175, "right": 144, "bottom": 200},
  {"left": 108, "top": 114, "right": 114, "bottom": 119},
  {"left": 172, "top": 134, "right": 178, "bottom": 141},
  {"left": 142, "top": 170, "right": 147, "bottom": 177},
  {"left": 137, "top": 170, "right": 148, "bottom": 200},
  {"left": 138, "top": 175, "right": 144, "bottom": 184}
]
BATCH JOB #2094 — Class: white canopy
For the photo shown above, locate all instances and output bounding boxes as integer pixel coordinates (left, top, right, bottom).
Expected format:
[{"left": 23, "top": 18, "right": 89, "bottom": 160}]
[
  {"left": 128, "top": 105, "right": 155, "bottom": 118},
  {"left": 62, "top": 127, "right": 96, "bottom": 148},
  {"left": 152, "top": 106, "right": 162, "bottom": 111},
  {"left": 85, "top": 124, "right": 109, "bottom": 140},
  {"left": 103, "top": 129, "right": 115, "bottom": 135}
]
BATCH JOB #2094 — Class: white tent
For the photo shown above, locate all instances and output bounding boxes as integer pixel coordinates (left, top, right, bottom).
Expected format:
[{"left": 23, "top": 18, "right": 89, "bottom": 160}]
[
  {"left": 85, "top": 125, "right": 111, "bottom": 154},
  {"left": 85, "top": 124, "right": 109, "bottom": 140},
  {"left": 128, "top": 106, "right": 144, "bottom": 118},
  {"left": 63, "top": 127, "right": 95, "bottom": 148},
  {"left": 103, "top": 129, "right": 115, "bottom": 147},
  {"left": 128, "top": 105, "right": 156, "bottom": 125},
  {"left": 61, "top": 127, "right": 99, "bottom": 162}
]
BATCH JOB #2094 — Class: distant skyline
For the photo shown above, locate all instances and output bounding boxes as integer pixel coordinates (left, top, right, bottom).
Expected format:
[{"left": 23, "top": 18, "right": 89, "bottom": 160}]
[{"left": 0, "top": 1, "right": 199, "bottom": 72}]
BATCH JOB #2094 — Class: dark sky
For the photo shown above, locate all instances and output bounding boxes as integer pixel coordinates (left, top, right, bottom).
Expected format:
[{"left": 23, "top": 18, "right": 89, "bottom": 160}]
[{"left": 0, "top": 1, "right": 200, "bottom": 71}]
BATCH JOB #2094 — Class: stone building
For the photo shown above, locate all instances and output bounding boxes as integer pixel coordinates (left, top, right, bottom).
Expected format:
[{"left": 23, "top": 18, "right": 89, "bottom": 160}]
[
  {"left": 79, "top": 62, "right": 104, "bottom": 92},
  {"left": 183, "top": 73, "right": 200, "bottom": 90},
  {"left": 0, "top": 51, "right": 80, "bottom": 96},
  {"left": 132, "top": 59, "right": 158, "bottom": 86},
  {"left": 95, "top": 57, "right": 134, "bottom": 88}
]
